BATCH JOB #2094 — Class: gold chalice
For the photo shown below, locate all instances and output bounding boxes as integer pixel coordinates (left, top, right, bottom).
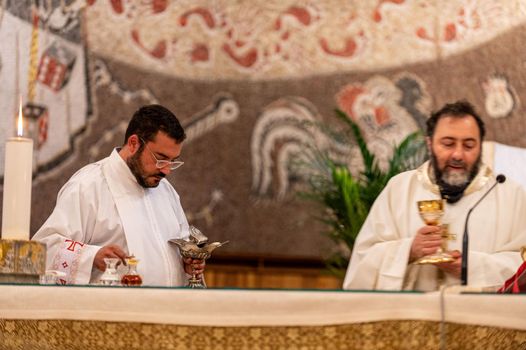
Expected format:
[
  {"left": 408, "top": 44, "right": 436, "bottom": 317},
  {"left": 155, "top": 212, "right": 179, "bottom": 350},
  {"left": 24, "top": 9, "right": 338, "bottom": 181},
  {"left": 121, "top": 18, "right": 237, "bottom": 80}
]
[{"left": 414, "top": 199, "right": 455, "bottom": 265}]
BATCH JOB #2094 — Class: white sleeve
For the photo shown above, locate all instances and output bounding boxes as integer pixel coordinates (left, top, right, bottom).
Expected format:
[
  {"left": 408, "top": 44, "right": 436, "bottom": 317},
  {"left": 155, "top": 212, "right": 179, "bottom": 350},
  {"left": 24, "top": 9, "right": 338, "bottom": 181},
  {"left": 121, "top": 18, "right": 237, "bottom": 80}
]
[
  {"left": 468, "top": 182, "right": 526, "bottom": 288},
  {"left": 343, "top": 181, "right": 414, "bottom": 291},
  {"left": 32, "top": 180, "right": 102, "bottom": 284}
]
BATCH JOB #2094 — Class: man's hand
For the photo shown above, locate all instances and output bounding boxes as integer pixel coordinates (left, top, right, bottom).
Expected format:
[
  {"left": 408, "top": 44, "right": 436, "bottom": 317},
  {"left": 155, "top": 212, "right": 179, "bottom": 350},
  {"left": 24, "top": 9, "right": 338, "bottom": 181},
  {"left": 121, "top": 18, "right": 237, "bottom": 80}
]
[
  {"left": 183, "top": 257, "right": 206, "bottom": 276},
  {"left": 93, "top": 245, "right": 127, "bottom": 271},
  {"left": 409, "top": 225, "right": 443, "bottom": 263},
  {"left": 435, "top": 250, "right": 462, "bottom": 278}
]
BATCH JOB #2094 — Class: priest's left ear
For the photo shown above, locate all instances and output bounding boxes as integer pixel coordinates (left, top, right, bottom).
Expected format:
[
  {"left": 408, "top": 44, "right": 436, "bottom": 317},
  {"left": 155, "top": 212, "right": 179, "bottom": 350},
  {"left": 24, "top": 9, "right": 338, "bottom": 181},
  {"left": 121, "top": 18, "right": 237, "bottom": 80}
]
[
  {"left": 128, "top": 135, "right": 141, "bottom": 154},
  {"left": 425, "top": 137, "right": 432, "bottom": 154}
]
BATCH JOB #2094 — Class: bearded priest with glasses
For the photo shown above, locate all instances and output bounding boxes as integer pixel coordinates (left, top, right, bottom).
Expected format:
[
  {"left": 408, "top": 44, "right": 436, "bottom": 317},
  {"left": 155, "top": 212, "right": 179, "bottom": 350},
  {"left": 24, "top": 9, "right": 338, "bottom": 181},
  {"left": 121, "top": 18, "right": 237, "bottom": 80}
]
[{"left": 33, "top": 105, "right": 205, "bottom": 286}]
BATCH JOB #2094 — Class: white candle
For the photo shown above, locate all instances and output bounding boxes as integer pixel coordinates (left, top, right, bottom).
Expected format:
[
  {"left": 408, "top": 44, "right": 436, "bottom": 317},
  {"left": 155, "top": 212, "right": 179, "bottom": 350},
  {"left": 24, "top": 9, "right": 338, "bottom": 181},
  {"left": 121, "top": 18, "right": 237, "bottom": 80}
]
[{"left": 1, "top": 101, "right": 33, "bottom": 240}]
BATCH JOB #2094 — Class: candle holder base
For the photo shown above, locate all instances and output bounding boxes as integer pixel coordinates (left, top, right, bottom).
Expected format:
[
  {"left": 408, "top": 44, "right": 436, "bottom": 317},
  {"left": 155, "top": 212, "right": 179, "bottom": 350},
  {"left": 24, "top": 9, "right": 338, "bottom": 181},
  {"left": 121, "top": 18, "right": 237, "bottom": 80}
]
[
  {"left": 0, "top": 239, "right": 46, "bottom": 284},
  {"left": 0, "top": 273, "right": 40, "bottom": 284}
]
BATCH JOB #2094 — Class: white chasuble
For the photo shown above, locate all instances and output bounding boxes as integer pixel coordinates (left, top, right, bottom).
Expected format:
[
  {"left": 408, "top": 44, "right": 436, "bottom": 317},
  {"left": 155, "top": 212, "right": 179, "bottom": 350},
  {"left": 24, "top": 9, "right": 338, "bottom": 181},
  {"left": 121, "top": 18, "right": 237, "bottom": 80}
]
[
  {"left": 33, "top": 149, "right": 189, "bottom": 286},
  {"left": 343, "top": 161, "right": 526, "bottom": 292}
]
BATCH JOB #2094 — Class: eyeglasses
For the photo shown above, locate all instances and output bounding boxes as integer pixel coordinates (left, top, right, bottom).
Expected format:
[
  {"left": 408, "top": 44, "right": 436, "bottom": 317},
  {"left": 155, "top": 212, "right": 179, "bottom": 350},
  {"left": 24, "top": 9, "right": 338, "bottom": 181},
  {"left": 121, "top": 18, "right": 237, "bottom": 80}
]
[{"left": 139, "top": 137, "right": 184, "bottom": 170}]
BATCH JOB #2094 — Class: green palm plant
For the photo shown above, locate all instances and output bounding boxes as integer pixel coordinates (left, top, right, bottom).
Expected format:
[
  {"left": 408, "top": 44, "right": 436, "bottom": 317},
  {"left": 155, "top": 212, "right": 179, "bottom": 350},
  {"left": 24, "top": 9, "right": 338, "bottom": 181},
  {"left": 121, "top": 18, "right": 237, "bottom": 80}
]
[{"left": 299, "top": 109, "right": 427, "bottom": 278}]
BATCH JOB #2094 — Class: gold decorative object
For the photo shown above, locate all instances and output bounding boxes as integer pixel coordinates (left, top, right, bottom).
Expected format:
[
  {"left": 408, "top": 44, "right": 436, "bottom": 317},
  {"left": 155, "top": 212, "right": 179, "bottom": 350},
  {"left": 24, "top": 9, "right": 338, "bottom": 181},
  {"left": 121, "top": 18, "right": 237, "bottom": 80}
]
[
  {"left": 521, "top": 246, "right": 526, "bottom": 262},
  {"left": 414, "top": 199, "right": 455, "bottom": 265},
  {"left": 0, "top": 239, "right": 46, "bottom": 283}
]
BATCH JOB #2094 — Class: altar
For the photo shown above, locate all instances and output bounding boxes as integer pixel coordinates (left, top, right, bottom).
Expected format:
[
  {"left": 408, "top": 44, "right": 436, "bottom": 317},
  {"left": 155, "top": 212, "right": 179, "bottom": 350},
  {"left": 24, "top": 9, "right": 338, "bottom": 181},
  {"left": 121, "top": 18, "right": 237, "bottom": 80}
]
[{"left": 0, "top": 284, "right": 525, "bottom": 349}]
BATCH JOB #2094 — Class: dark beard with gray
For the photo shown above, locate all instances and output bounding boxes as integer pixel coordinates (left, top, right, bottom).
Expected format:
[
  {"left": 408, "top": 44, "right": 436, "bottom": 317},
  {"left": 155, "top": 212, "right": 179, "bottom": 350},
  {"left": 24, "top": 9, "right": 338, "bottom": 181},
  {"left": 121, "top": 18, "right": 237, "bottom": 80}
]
[
  {"left": 430, "top": 152, "right": 481, "bottom": 204},
  {"left": 127, "top": 150, "right": 164, "bottom": 188}
]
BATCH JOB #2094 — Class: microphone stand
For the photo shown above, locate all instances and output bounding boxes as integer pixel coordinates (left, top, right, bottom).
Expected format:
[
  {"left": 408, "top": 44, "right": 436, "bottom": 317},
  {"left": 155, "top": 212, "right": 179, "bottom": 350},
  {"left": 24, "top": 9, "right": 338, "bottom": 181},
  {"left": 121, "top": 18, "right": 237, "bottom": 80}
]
[{"left": 461, "top": 175, "right": 505, "bottom": 285}]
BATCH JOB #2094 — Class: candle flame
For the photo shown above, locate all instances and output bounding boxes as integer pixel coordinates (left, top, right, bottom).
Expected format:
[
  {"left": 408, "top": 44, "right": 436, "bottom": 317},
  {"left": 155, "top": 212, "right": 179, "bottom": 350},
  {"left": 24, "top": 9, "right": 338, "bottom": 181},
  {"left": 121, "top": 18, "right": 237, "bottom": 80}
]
[{"left": 17, "top": 96, "right": 24, "bottom": 137}]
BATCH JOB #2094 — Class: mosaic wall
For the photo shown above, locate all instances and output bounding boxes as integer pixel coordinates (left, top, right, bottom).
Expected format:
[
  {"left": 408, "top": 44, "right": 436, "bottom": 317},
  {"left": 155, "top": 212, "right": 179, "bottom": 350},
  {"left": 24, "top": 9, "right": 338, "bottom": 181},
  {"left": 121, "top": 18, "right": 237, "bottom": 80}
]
[{"left": 1, "top": 0, "right": 526, "bottom": 259}]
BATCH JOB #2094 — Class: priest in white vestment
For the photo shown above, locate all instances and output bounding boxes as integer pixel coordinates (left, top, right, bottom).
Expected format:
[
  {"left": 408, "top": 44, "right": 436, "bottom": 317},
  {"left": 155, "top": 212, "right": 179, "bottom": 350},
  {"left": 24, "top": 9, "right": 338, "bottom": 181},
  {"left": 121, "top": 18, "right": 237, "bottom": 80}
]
[
  {"left": 33, "top": 105, "right": 203, "bottom": 286},
  {"left": 343, "top": 101, "right": 526, "bottom": 291}
]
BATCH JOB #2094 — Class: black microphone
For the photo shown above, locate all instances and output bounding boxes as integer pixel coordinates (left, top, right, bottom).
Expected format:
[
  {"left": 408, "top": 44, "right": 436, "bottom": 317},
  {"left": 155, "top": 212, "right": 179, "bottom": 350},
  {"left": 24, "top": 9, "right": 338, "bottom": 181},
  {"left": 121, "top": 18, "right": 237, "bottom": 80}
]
[{"left": 461, "top": 174, "right": 506, "bottom": 285}]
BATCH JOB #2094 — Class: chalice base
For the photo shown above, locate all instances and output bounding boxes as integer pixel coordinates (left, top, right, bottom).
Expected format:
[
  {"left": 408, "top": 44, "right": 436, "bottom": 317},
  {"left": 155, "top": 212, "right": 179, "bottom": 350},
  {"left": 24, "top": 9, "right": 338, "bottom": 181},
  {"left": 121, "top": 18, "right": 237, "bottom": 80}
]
[
  {"left": 187, "top": 275, "right": 205, "bottom": 289},
  {"left": 413, "top": 252, "right": 455, "bottom": 265}
]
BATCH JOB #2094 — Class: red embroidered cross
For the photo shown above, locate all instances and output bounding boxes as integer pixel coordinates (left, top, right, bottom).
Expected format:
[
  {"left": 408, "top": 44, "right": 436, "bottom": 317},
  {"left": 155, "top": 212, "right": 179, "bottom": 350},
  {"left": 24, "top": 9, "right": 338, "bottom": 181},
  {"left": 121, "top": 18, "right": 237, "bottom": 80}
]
[
  {"left": 65, "top": 239, "right": 84, "bottom": 252},
  {"left": 62, "top": 261, "right": 68, "bottom": 268}
]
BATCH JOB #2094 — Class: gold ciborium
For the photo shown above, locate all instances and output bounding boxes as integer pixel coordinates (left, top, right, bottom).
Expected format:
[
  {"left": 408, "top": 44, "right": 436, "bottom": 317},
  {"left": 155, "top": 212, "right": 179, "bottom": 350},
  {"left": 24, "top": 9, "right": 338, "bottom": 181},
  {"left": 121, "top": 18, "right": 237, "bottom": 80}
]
[{"left": 414, "top": 199, "right": 455, "bottom": 265}]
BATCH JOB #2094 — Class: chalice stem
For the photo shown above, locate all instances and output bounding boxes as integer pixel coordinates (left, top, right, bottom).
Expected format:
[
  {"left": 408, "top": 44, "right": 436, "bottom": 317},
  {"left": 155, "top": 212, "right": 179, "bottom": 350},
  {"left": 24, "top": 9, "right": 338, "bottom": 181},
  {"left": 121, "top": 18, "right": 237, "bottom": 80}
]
[
  {"left": 192, "top": 268, "right": 199, "bottom": 285},
  {"left": 187, "top": 267, "right": 204, "bottom": 288}
]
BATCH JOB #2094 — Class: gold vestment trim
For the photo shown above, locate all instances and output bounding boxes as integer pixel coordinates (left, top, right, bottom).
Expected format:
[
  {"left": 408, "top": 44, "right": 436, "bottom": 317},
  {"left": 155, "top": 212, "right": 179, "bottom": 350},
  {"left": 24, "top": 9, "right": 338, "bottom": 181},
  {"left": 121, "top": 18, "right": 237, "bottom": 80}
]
[{"left": 416, "top": 161, "right": 493, "bottom": 197}]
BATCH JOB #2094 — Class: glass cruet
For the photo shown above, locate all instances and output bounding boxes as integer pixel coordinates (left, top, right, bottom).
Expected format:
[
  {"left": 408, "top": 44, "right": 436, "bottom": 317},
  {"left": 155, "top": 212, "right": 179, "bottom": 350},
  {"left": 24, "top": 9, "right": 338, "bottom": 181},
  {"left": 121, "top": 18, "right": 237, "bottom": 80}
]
[
  {"left": 121, "top": 256, "right": 142, "bottom": 287},
  {"left": 100, "top": 257, "right": 121, "bottom": 286}
]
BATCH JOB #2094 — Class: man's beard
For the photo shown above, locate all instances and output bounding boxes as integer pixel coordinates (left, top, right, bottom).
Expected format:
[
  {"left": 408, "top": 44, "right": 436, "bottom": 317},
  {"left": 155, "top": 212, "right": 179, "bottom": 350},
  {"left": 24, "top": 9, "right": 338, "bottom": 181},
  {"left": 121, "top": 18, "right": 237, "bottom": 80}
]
[
  {"left": 430, "top": 151, "right": 481, "bottom": 203},
  {"left": 431, "top": 153, "right": 481, "bottom": 187},
  {"left": 127, "top": 150, "right": 165, "bottom": 188}
]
